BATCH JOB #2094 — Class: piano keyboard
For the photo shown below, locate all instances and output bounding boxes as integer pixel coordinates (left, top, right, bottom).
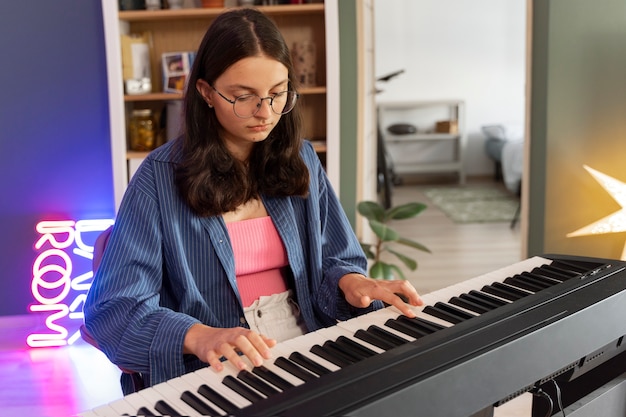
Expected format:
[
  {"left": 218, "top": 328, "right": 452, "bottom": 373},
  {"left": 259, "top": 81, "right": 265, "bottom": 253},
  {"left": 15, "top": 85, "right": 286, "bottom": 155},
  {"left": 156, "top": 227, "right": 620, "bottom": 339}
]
[{"left": 81, "top": 255, "right": 602, "bottom": 417}]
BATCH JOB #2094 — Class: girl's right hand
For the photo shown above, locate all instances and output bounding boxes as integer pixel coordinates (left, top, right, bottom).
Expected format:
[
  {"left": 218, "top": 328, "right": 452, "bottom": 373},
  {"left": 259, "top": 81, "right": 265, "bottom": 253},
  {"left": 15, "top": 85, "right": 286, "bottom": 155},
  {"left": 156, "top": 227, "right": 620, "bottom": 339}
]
[{"left": 183, "top": 323, "right": 277, "bottom": 371}]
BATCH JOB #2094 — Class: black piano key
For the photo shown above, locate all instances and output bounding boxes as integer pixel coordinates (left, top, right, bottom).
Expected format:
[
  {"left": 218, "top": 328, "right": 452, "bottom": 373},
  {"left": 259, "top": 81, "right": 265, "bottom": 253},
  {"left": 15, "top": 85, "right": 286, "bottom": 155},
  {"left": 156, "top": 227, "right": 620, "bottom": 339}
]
[
  {"left": 518, "top": 272, "right": 556, "bottom": 289},
  {"left": 422, "top": 304, "right": 464, "bottom": 324},
  {"left": 504, "top": 276, "right": 544, "bottom": 292},
  {"left": 324, "top": 340, "right": 367, "bottom": 362},
  {"left": 288, "top": 351, "right": 332, "bottom": 376},
  {"left": 181, "top": 390, "right": 220, "bottom": 416},
  {"left": 311, "top": 343, "right": 352, "bottom": 367},
  {"left": 367, "top": 325, "right": 410, "bottom": 346},
  {"left": 538, "top": 264, "right": 578, "bottom": 280},
  {"left": 252, "top": 365, "right": 296, "bottom": 390},
  {"left": 521, "top": 271, "right": 562, "bottom": 286},
  {"left": 274, "top": 356, "right": 318, "bottom": 382},
  {"left": 354, "top": 329, "right": 396, "bottom": 350},
  {"left": 550, "top": 260, "right": 589, "bottom": 274},
  {"left": 223, "top": 374, "right": 264, "bottom": 403},
  {"left": 238, "top": 370, "right": 281, "bottom": 396},
  {"left": 532, "top": 266, "right": 569, "bottom": 282},
  {"left": 467, "top": 290, "right": 508, "bottom": 307},
  {"left": 153, "top": 400, "right": 181, "bottom": 416},
  {"left": 335, "top": 335, "right": 377, "bottom": 358},
  {"left": 436, "top": 301, "right": 478, "bottom": 320},
  {"left": 198, "top": 383, "right": 239, "bottom": 415},
  {"left": 481, "top": 283, "right": 526, "bottom": 301},
  {"left": 397, "top": 315, "right": 446, "bottom": 333},
  {"left": 385, "top": 318, "right": 431, "bottom": 338},
  {"left": 493, "top": 281, "right": 532, "bottom": 298},
  {"left": 448, "top": 296, "right": 490, "bottom": 314},
  {"left": 137, "top": 407, "right": 156, "bottom": 416}
]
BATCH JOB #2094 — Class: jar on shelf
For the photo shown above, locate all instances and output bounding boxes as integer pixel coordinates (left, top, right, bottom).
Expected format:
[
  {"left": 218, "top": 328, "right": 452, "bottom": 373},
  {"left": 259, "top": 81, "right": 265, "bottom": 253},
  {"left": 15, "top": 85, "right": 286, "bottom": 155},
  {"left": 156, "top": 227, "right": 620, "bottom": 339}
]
[{"left": 129, "top": 109, "right": 157, "bottom": 151}]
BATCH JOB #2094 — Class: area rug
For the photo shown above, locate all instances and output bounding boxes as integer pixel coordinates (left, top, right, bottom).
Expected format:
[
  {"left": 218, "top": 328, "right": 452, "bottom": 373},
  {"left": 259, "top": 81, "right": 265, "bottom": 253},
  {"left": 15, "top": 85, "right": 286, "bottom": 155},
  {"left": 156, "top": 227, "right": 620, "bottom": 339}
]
[{"left": 422, "top": 185, "right": 519, "bottom": 224}]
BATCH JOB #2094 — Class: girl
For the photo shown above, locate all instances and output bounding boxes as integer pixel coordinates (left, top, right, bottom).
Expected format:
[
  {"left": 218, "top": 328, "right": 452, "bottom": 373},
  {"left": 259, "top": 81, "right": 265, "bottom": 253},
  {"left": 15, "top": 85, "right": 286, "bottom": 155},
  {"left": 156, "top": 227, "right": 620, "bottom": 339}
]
[{"left": 84, "top": 8, "right": 422, "bottom": 394}]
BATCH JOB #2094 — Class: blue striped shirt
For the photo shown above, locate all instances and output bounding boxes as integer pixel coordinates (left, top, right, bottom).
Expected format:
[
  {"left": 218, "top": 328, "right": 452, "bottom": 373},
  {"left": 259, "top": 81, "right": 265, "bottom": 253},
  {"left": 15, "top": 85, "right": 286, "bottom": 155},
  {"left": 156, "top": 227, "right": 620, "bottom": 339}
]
[{"left": 84, "top": 139, "right": 381, "bottom": 390}]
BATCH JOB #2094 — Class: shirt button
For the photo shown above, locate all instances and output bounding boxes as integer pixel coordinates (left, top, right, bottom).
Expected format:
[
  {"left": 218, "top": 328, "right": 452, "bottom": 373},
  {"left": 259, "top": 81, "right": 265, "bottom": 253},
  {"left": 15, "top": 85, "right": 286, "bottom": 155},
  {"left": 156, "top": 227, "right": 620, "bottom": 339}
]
[
  {"left": 257, "top": 310, "right": 262, "bottom": 318},
  {"left": 239, "top": 316, "right": 246, "bottom": 324}
]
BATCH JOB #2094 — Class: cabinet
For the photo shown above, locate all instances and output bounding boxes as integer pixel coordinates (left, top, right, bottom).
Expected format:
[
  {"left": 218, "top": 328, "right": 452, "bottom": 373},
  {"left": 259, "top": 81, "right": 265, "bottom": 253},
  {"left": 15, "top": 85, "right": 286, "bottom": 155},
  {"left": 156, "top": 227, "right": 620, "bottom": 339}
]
[
  {"left": 377, "top": 100, "right": 466, "bottom": 184},
  {"left": 101, "top": 1, "right": 339, "bottom": 209}
]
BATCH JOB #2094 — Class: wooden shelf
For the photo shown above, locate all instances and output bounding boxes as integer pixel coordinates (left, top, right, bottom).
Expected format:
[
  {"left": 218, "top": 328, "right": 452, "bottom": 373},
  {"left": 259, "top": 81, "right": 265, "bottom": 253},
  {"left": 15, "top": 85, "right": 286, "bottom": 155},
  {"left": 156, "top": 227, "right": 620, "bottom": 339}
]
[
  {"left": 311, "top": 140, "right": 327, "bottom": 153},
  {"left": 119, "top": 4, "right": 324, "bottom": 22},
  {"left": 123, "top": 86, "right": 326, "bottom": 102},
  {"left": 378, "top": 100, "right": 467, "bottom": 184},
  {"left": 105, "top": 0, "right": 336, "bottom": 202},
  {"left": 127, "top": 151, "right": 150, "bottom": 159},
  {"left": 125, "top": 93, "right": 182, "bottom": 102},
  {"left": 127, "top": 139, "right": 326, "bottom": 160},
  {"left": 385, "top": 133, "right": 461, "bottom": 142}
]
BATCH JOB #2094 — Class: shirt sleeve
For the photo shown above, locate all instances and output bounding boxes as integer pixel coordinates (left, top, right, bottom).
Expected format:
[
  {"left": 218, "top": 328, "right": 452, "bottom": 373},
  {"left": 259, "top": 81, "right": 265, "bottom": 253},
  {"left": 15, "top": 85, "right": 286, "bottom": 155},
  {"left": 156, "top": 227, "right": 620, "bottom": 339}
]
[
  {"left": 83, "top": 158, "right": 200, "bottom": 386},
  {"left": 301, "top": 142, "right": 383, "bottom": 323}
]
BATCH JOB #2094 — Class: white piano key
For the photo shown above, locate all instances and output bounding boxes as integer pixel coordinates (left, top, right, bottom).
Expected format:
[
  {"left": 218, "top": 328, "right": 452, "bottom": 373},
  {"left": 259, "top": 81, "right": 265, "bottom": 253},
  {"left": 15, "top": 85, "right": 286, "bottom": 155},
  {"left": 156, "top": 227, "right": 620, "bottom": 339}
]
[
  {"left": 88, "top": 403, "right": 119, "bottom": 417},
  {"left": 438, "top": 299, "right": 483, "bottom": 316},
  {"left": 270, "top": 345, "right": 328, "bottom": 379},
  {"left": 426, "top": 280, "right": 478, "bottom": 301},
  {"left": 135, "top": 383, "right": 190, "bottom": 416},
  {"left": 321, "top": 322, "right": 409, "bottom": 358},
  {"left": 105, "top": 395, "right": 140, "bottom": 416},
  {"left": 281, "top": 328, "right": 345, "bottom": 372},
  {"left": 320, "top": 324, "right": 387, "bottom": 354},
  {"left": 189, "top": 367, "right": 254, "bottom": 410},
  {"left": 167, "top": 376, "right": 229, "bottom": 416},
  {"left": 76, "top": 411, "right": 103, "bottom": 417},
  {"left": 180, "top": 371, "right": 244, "bottom": 414},
  {"left": 118, "top": 392, "right": 158, "bottom": 416},
  {"left": 150, "top": 380, "right": 203, "bottom": 417},
  {"left": 337, "top": 307, "right": 418, "bottom": 342},
  {"left": 258, "top": 348, "right": 309, "bottom": 386},
  {"left": 218, "top": 355, "right": 274, "bottom": 401},
  {"left": 374, "top": 299, "right": 455, "bottom": 329}
]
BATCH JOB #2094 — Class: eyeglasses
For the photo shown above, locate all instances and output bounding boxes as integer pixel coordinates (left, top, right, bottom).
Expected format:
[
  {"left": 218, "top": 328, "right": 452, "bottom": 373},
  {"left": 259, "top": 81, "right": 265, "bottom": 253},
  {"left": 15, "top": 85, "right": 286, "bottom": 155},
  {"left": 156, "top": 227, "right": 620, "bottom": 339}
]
[{"left": 211, "top": 86, "right": 299, "bottom": 119}]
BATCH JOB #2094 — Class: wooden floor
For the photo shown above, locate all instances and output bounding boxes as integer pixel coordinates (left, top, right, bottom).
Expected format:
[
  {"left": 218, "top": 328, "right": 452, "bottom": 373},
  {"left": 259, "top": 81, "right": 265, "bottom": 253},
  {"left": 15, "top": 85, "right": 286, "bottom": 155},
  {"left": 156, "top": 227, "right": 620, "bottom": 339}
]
[
  {"left": 389, "top": 178, "right": 523, "bottom": 295},
  {"left": 0, "top": 178, "right": 534, "bottom": 417}
]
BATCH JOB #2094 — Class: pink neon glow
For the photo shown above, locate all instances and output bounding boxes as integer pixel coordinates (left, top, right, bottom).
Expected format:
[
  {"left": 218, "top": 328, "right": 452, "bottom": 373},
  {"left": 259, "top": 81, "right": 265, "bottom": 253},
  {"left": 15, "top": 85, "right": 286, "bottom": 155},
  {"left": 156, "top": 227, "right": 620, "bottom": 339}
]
[{"left": 28, "top": 219, "right": 114, "bottom": 348}]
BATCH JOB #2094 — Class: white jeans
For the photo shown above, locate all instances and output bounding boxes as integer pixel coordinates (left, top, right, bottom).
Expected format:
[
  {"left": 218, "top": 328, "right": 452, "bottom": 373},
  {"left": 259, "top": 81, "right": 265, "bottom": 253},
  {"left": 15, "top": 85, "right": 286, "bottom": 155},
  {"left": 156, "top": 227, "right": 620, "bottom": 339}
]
[{"left": 243, "top": 290, "right": 307, "bottom": 342}]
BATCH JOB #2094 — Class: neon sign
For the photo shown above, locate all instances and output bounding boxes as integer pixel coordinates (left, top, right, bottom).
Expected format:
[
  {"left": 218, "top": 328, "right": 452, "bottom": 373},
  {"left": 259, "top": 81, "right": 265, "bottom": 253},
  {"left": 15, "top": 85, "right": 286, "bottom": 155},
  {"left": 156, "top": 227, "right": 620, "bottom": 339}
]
[{"left": 28, "top": 219, "right": 114, "bottom": 348}]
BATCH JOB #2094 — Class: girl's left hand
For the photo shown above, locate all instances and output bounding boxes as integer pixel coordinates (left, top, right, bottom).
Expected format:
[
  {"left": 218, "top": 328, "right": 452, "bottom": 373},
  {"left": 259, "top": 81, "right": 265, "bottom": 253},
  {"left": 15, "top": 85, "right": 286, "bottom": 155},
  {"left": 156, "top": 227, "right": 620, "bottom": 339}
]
[{"left": 338, "top": 273, "right": 423, "bottom": 317}]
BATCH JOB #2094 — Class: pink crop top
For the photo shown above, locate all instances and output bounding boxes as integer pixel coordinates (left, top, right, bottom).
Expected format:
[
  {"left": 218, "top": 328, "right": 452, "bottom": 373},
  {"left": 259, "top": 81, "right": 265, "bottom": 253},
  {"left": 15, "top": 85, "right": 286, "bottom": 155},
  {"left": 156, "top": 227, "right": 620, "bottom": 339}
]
[{"left": 225, "top": 216, "right": 289, "bottom": 307}]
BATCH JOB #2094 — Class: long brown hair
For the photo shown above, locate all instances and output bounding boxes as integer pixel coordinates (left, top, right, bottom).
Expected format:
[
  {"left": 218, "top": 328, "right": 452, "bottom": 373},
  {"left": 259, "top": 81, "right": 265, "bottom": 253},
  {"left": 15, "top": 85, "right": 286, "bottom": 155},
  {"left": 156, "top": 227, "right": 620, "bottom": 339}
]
[{"left": 175, "top": 8, "right": 309, "bottom": 217}]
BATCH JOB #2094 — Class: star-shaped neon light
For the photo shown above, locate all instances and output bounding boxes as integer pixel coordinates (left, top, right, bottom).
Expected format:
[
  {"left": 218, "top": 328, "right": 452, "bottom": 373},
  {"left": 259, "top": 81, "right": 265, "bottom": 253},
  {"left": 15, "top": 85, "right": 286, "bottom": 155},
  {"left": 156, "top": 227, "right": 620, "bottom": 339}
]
[{"left": 567, "top": 165, "right": 626, "bottom": 259}]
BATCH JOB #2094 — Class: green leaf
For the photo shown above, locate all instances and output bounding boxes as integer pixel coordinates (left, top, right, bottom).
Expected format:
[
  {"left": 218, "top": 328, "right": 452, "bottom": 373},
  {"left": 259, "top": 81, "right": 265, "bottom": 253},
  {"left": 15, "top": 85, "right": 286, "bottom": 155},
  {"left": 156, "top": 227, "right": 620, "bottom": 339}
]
[
  {"left": 388, "top": 264, "right": 406, "bottom": 280},
  {"left": 397, "top": 237, "right": 431, "bottom": 253},
  {"left": 387, "top": 248, "right": 418, "bottom": 271},
  {"left": 357, "top": 201, "right": 385, "bottom": 222},
  {"left": 385, "top": 202, "right": 427, "bottom": 221},
  {"left": 370, "top": 261, "right": 406, "bottom": 280},
  {"left": 369, "top": 220, "right": 400, "bottom": 242},
  {"left": 369, "top": 261, "right": 385, "bottom": 279}
]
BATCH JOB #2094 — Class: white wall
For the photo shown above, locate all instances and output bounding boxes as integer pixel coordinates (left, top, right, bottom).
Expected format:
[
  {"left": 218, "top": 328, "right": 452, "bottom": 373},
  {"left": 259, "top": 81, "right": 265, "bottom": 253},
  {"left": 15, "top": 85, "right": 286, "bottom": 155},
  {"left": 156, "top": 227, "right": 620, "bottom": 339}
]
[{"left": 374, "top": 0, "right": 526, "bottom": 176}]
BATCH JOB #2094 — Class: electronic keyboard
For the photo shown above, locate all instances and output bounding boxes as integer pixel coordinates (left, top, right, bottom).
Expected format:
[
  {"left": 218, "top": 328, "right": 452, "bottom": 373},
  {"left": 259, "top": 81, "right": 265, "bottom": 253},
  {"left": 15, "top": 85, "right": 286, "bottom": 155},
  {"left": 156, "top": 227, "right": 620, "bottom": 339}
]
[{"left": 81, "top": 254, "right": 626, "bottom": 417}]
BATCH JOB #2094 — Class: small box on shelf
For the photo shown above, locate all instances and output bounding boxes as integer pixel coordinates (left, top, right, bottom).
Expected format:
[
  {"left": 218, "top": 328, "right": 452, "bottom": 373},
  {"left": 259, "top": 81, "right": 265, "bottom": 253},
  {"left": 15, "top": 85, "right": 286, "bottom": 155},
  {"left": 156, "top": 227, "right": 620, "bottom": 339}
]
[{"left": 435, "top": 120, "right": 458, "bottom": 134}]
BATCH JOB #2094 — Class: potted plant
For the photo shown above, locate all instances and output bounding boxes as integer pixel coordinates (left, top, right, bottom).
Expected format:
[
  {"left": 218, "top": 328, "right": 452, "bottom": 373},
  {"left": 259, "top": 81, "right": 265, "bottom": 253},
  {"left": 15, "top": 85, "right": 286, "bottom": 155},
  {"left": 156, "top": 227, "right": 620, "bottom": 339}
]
[{"left": 357, "top": 200, "right": 431, "bottom": 280}]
